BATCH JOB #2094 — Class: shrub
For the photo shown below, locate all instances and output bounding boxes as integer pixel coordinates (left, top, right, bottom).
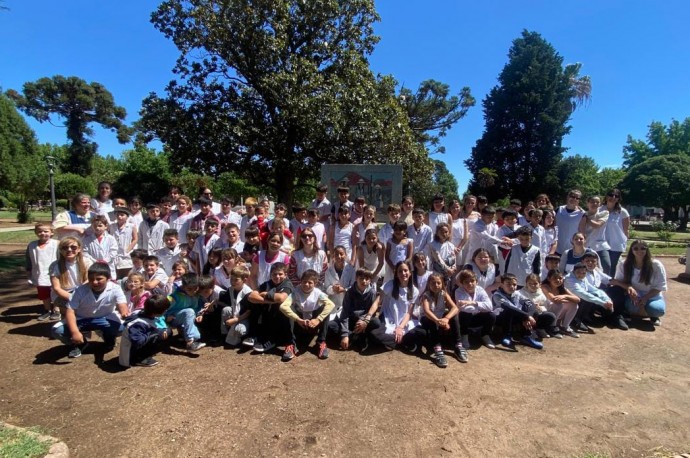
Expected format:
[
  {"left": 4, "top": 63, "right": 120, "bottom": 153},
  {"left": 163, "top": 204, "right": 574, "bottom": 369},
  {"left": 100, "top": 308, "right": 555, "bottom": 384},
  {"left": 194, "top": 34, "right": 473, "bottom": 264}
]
[{"left": 650, "top": 221, "right": 679, "bottom": 246}]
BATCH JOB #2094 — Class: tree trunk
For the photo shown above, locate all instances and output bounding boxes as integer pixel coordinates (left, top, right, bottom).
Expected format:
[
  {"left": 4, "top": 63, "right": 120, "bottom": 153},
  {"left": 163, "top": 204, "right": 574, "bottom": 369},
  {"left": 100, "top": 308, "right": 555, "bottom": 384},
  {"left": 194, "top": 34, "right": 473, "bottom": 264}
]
[
  {"left": 274, "top": 166, "right": 295, "bottom": 210},
  {"left": 679, "top": 205, "right": 689, "bottom": 232}
]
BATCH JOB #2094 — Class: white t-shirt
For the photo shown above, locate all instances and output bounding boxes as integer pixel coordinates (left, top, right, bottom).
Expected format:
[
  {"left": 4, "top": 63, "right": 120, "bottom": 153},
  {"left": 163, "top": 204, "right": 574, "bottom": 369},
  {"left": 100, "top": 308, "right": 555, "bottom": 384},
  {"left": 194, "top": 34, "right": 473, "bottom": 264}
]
[
  {"left": 614, "top": 258, "right": 667, "bottom": 297},
  {"left": 602, "top": 206, "right": 630, "bottom": 252}
]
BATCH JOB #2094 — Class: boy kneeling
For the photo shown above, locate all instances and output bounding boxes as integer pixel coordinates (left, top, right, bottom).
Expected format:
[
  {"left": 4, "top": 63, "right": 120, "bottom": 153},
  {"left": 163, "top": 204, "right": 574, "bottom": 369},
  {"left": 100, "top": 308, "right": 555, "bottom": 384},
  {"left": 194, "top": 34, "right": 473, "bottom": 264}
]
[
  {"left": 119, "top": 294, "right": 171, "bottom": 367},
  {"left": 279, "top": 269, "right": 335, "bottom": 361},
  {"left": 51, "top": 262, "right": 128, "bottom": 358}
]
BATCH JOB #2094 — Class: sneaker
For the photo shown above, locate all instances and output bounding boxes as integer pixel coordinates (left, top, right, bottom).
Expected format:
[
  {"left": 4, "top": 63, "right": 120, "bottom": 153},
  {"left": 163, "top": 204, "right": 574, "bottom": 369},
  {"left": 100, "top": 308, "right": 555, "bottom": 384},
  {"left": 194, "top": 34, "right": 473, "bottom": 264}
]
[
  {"left": 561, "top": 327, "right": 580, "bottom": 338},
  {"left": 282, "top": 344, "right": 296, "bottom": 362},
  {"left": 253, "top": 340, "right": 275, "bottom": 353},
  {"left": 650, "top": 317, "right": 661, "bottom": 326},
  {"left": 135, "top": 357, "right": 160, "bottom": 367},
  {"left": 461, "top": 334, "right": 470, "bottom": 349},
  {"left": 241, "top": 337, "right": 255, "bottom": 347},
  {"left": 186, "top": 341, "right": 206, "bottom": 352},
  {"left": 576, "top": 322, "right": 594, "bottom": 334},
  {"left": 520, "top": 336, "right": 544, "bottom": 350},
  {"left": 482, "top": 335, "right": 496, "bottom": 349},
  {"left": 433, "top": 350, "right": 448, "bottom": 368},
  {"left": 402, "top": 342, "right": 418, "bottom": 354},
  {"left": 318, "top": 341, "right": 329, "bottom": 360},
  {"left": 536, "top": 329, "right": 549, "bottom": 339},
  {"left": 501, "top": 337, "right": 514, "bottom": 348},
  {"left": 454, "top": 346, "right": 468, "bottom": 363},
  {"left": 37, "top": 312, "right": 52, "bottom": 322},
  {"left": 612, "top": 315, "right": 629, "bottom": 331},
  {"left": 49, "top": 311, "right": 61, "bottom": 321},
  {"left": 68, "top": 342, "right": 88, "bottom": 358},
  {"left": 550, "top": 332, "right": 563, "bottom": 339}
]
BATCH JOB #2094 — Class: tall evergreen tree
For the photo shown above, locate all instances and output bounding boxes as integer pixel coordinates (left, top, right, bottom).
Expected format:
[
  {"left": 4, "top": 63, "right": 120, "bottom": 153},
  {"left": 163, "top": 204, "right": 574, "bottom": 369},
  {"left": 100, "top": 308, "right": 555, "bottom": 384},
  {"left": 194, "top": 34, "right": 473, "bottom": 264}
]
[
  {"left": 465, "top": 30, "right": 590, "bottom": 202},
  {"left": 6, "top": 76, "right": 131, "bottom": 175}
]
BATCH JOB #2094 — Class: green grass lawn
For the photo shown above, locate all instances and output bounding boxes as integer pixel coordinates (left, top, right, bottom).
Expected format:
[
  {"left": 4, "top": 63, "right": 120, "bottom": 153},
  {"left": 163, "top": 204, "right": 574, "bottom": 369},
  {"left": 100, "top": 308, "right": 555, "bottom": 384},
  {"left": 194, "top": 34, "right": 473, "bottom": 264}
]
[
  {"left": 0, "top": 210, "right": 52, "bottom": 222},
  {"left": 0, "top": 426, "right": 51, "bottom": 458},
  {"left": 0, "top": 231, "right": 35, "bottom": 244}
]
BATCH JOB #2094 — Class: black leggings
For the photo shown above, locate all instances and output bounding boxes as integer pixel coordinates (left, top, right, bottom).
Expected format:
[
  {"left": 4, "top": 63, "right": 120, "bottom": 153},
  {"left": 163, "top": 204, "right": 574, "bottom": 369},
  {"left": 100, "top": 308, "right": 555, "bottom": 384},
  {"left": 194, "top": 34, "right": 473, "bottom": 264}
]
[
  {"left": 459, "top": 311, "right": 496, "bottom": 336},
  {"left": 420, "top": 315, "right": 461, "bottom": 350}
]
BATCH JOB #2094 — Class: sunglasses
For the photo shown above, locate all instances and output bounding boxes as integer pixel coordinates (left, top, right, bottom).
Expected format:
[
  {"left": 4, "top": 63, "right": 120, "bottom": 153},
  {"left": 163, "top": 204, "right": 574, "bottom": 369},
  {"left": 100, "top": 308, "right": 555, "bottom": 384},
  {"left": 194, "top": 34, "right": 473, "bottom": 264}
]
[
  {"left": 302, "top": 234, "right": 315, "bottom": 239},
  {"left": 61, "top": 245, "right": 80, "bottom": 252},
  {"left": 607, "top": 193, "right": 620, "bottom": 198},
  {"left": 568, "top": 194, "right": 581, "bottom": 200}
]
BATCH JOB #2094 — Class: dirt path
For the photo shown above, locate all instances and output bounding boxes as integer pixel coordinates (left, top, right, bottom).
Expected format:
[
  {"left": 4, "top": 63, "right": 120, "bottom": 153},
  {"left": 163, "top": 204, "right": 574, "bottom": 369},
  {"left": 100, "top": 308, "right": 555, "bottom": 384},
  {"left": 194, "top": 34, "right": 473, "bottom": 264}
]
[{"left": 0, "top": 247, "right": 688, "bottom": 457}]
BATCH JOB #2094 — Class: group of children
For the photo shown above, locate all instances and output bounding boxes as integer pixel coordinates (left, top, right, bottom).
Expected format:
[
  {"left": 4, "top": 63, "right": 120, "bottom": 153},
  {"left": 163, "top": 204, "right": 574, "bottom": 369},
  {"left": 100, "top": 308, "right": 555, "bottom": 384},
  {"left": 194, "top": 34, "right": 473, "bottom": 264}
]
[{"left": 24, "top": 184, "right": 667, "bottom": 368}]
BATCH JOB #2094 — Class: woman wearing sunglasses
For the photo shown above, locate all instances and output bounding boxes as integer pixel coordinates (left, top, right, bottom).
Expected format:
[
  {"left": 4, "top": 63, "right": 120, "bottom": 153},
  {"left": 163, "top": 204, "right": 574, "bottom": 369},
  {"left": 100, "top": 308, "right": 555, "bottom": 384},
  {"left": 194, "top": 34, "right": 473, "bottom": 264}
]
[
  {"left": 602, "top": 188, "right": 630, "bottom": 276},
  {"left": 609, "top": 240, "right": 667, "bottom": 329}
]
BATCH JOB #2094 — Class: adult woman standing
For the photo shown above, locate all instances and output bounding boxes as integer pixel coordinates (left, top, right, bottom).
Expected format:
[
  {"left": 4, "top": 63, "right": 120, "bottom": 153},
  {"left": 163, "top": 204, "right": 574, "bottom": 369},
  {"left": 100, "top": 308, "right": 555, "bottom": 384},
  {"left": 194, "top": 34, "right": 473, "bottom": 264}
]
[
  {"left": 602, "top": 189, "right": 630, "bottom": 276},
  {"left": 612, "top": 240, "right": 667, "bottom": 327}
]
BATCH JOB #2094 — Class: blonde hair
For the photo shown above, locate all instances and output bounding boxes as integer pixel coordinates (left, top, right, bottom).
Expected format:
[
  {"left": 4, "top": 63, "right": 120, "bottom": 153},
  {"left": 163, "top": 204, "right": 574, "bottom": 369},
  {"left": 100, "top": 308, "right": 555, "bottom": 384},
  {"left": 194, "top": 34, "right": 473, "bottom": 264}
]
[{"left": 57, "top": 237, "right": 88, "bottom": 288}]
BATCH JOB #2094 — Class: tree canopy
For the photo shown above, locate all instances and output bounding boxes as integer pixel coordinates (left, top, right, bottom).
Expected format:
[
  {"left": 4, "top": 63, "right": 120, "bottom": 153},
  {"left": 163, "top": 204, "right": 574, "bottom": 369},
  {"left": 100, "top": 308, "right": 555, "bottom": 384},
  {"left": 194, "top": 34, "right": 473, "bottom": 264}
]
[
  {"left": 622, "top": 117, "right": 690, "bottom": 229},
  {"left": 6, "top": 75, "right": 130, "bottom": 175},
  {"left": 139, "top": 0, "right": 456, "bottom": 205},
  {"left": 465, "top": 30, "right": 591, "bottom": 202},
  {"left": 0, "top": 93, "right": 48, "bottom": 220}
]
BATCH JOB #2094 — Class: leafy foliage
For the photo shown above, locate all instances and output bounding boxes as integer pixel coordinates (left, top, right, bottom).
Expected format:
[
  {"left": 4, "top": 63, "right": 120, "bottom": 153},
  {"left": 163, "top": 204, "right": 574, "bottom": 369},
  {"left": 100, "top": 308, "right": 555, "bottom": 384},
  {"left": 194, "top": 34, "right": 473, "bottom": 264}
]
[
  {"left": 621, "top": 154, "right": 690, "bottom": 229},
  {"left": 598, "top": 167, "right": 625, "bottom": 195},
  {"left": 139, "top": 0, "right": 434, "bottom": 205},
  {"left": 622, "top": 118, "right": 690, "bottom": 230},
  {"left": 114, "top": 146, "right": 171, "bottom": 202},
  {"left": 465, "top": 30, "right": 591, "bottom": 202},
  {"left": 400, "top": 79, "right": 474, "bottom": 154},
  {"left": 0, "top": 93, "right": 48, "bottom": 221},
  {"left": 555, "top": 154, "right": 600, "bottom": 198},
  {"left": 650, "top": 220, "right": 679, "bottom": 245},
  {"left": 6, "top": 75, "right": 131, "bottom": 175},
  {"left": 54, "top": 173, "right": 96, "bottom": 200},
  {"left": 623, "top": 118, "right": 690, "bottom": 168}
]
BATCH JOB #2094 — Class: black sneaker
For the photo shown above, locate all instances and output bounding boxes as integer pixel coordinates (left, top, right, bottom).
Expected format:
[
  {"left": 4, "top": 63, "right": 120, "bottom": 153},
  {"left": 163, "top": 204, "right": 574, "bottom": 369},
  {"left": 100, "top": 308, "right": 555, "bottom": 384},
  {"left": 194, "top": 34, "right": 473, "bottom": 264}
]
[
  {"left": 135, "top": 357, "right": 160, "bottom": 367},
  {"left": 454, "top": 346, "right": 468, "bottom": 363},
  {"left": 433, "top": 350, "right": 448, "bottom": 368},
  {"left": 68, "top": 342, "right": 89, "bottom": 358},
  {"left": 612, "top": 315, "right": 629, "bottom": 331},
  {"left": 253, "top": 340, "right": 275, "bottom": 353}
]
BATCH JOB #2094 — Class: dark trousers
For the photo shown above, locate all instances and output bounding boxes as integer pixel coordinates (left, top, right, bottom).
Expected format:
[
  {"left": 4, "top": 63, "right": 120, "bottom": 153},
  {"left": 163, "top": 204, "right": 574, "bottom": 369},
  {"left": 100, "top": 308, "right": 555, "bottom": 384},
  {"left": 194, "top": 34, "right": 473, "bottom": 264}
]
[
  {"left": 330, "top": 310, "right": 382, "bottom": 339},
  {"left": 130, "top": 335, "right": 163, "bottom": 364},
  {"left": 370, "top": 324, "right": 426, "bottom": 350},
  {"left": 288, "top": 306, "right": 330, "bottom": 345},
  {"left": 459, "top": 311, "right": 496, "bottom": 337},
  {"left": 420, "top": 315, "right": 460, "bottom": 350},
  {"left": 248, "top": 303, "right": 289, "bottom": 345}
]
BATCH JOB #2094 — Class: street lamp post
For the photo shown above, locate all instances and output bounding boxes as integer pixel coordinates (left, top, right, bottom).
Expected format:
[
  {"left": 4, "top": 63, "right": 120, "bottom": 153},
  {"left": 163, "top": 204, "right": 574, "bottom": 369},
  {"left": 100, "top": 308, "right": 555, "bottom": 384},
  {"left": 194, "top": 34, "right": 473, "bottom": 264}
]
[{"left": 46, "top": 155, "right": 57, "bottom": 221}]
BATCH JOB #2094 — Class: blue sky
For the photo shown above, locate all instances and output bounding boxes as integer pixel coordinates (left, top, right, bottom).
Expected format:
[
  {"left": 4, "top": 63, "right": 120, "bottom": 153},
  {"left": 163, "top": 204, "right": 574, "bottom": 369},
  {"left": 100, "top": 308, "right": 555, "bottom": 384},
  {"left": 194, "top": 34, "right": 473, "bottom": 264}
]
[{"left": 2, "top": 1, "right": 689, "bottom": 193}]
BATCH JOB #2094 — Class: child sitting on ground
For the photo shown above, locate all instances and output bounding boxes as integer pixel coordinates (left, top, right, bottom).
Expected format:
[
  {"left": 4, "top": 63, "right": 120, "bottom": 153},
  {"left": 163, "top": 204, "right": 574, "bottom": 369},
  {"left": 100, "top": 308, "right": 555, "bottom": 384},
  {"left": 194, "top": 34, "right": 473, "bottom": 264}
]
[
  {"left": 335, "top": 268, "right": 381, "bottom": 352},
  {"left": 119, "top": 294, "right": 171, "bottom": 368},
  {"left": 219, "top": 267, "right": 253, "bottom": 347},
  {"left": 164, "top": 273, "right": 207, "bottom": 352},
  {"left": 51, "top": 262, "right": 128, "bottom": 358},
  {"left": 491, "top": 273, "right": 543, "bottom": 350},
  {"left": 279, "top": 269, "right": 335, "bottom": 361}
]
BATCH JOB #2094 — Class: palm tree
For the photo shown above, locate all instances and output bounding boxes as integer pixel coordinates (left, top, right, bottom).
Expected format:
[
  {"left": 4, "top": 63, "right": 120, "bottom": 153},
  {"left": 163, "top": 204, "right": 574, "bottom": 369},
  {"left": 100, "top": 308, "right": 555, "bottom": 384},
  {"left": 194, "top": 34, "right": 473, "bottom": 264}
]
[{"left": 565, "top": 62, "right": 592, "bottom": 111}]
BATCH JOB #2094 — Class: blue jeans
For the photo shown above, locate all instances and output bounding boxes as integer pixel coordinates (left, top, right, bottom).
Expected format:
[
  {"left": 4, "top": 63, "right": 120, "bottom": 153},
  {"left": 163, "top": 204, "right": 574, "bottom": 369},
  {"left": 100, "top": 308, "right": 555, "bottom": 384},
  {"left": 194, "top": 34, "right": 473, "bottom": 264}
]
[
  {"left": 169, "top": 309, "right": 201, "bottom": 342},
  {"left": 596, "top": 250, "right": 611, "bottom": 276},
  {"left": 609, "top": 251, "right": 623, "bottom": 277},
  {"left": 52, "top": 316, "right": 123, "bottom": 347},
  {"left": 625, "top": 295, "right": 665, "bottom": 318}
]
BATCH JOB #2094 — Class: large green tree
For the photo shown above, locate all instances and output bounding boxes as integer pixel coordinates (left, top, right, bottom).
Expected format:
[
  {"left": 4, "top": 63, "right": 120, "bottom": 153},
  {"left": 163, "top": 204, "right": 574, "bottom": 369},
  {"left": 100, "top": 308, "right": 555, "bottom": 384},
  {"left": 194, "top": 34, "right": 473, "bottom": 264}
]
[
  {"left": 465, "top": 30, "right": 591, "bottom": 202},
  {"left": 554, "top": 154, "right": 600, "bottom": 199},
  {"left": 6, "top": 76, "right": 130, "bottom": 175},
  {"left": 622, "top": 118, "right": 690, "bottom": 229},
  {"left": 138, "top": 0, "right": 432, "bottom": 205},
  {"left": 0, "top": 93, "right": 48, "bottom": 221},
  {"left": 621, "top": 155, "right": 690, "bottom": 229}
]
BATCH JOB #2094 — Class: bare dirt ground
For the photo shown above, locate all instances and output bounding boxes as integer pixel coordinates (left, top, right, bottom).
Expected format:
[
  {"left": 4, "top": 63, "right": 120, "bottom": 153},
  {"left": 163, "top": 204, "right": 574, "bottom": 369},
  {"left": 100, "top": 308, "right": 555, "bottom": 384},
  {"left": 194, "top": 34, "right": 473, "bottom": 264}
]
[{"left": 0, "top": 243, "right": 688, "bottom": 458}]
